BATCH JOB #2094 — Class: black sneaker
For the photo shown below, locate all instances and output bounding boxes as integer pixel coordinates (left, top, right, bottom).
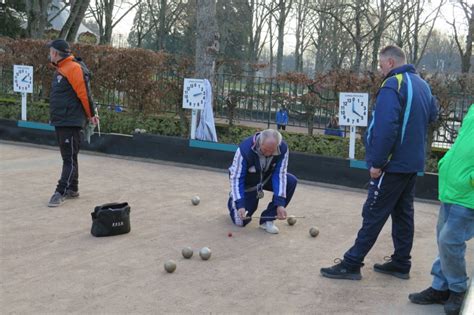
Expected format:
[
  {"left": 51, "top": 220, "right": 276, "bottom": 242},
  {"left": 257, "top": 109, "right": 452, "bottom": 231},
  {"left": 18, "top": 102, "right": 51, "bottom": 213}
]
[
  {"left": 444, "top": 290, "right": 465, "bottom": 315},
  {"left": 320, "top": 259, "right": 362, "bottom": 280},
  {"left": 373, "top": 256, "right": 410, "bottom": 279},
  {"left": 65, "top": 190, "right": 80, "bottom": 199},
  {"left": 48, "top": 192, "right": 65, "bottom": 207},
  {"left": 408, "top": 287, "right": 450, "bottom": 305}
]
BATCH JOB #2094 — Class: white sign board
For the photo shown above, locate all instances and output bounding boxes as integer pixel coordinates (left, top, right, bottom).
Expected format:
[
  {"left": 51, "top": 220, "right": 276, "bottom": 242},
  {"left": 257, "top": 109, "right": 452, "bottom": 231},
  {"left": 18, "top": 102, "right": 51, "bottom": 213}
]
[
  {"left": 339, "top": 92, "right": 368, "bottom": 127},
  {"left": 13, "top": 65, "right": 33, "bottom": 94},
  {"left": 182, "top": 78, "right": 206, "bottom": 110}
]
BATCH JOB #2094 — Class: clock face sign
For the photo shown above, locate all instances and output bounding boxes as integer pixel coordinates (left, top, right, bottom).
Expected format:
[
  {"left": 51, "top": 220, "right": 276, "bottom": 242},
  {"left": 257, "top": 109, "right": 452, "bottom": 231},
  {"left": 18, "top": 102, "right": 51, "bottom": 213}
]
[
  {"left": 182, "top": 78, "right": 206, "bottom": 110},
  {"left": 13, "top": 65, "right": 34, "bottom": 93},
  {"left": 339, "top": 92, "right": 369, "bottom": 127}
]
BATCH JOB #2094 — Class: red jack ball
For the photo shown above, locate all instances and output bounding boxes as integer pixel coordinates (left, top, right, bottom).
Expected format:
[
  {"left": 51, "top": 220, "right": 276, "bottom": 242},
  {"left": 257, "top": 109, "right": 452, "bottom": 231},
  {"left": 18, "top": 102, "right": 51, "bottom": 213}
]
[{"left": 228, "top": 232, "right": 233, "bottom": 237}]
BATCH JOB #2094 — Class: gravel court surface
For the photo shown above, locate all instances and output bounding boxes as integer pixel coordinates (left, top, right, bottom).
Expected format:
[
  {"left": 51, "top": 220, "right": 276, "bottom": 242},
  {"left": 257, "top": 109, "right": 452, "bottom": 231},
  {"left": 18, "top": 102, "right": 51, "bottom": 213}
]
[{"left": 1, "top": 141, "right": 472, "bottom": 314}]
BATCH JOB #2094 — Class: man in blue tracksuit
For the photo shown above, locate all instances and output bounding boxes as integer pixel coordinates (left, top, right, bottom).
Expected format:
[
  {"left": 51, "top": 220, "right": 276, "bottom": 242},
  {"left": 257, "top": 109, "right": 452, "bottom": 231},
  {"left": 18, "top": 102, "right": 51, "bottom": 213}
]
[
  {"left": 276, "top": 106, "right": 289, "bottom": 130},
  {"left": 228, "top": 129, "right": 297, "bottom": 234},
  {"left": 321, "top": 45, "right": 438, "bottom": 280}
]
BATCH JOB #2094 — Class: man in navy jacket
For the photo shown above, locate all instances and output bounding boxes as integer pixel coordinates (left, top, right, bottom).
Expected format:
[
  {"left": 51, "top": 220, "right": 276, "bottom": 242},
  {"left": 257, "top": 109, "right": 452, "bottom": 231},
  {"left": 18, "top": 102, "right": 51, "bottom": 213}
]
[
  {"left": 321, "top": 45, "right": 438, "bottom": 280},
  {"left": 228, "top": 129, "right": 297, "bottom": 234}
]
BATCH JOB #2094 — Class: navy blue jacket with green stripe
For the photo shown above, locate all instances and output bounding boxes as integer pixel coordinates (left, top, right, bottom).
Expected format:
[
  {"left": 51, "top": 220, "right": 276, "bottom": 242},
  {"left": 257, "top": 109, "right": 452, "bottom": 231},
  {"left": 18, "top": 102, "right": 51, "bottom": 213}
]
[{"left": 365, "top": 64, "right": 438, "bottom": 173}]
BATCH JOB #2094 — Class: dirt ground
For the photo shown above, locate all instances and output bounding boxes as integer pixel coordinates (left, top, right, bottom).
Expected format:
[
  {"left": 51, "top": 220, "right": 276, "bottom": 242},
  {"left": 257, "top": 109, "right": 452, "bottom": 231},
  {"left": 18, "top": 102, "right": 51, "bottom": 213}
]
[{"left": 1, "top": 141, "right": 472, "bottom": 314}]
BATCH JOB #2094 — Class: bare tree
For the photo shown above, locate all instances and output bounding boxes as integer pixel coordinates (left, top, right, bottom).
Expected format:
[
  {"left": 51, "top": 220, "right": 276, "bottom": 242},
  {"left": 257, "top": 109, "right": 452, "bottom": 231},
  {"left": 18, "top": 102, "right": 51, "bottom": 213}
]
[
  {"left": 309, "top": 0, "right": 352, "bottom": 73},
  {"left": 293, "top": 0, "right": 311, "bottom": 73},
  {"left": 26, "top": 0, "right": 53, "bottom": 38},
  {"left": 446, "top": 1, "right": 473, "bottom": 73},
  {"left": 144, "top": 0, "right": 186, "bottom": 50},
  {"left": 411, "top": 0, "right": 445, "bottom": 66},
  {"left": 128, "top": 1, "right": 150, "bottom": 47},
  {"left": 388, "top": 0, "right": 446, "bottom": 65},
  {"left": 313, "top": 0, "right": 376, "bottom": 72},
  {"left": 89, "top": 0, "right": 141, "bottom": 44},
  {"left": 244, "top": 0, "right": 277, "bottom": 70},
  {"left": 365, "top": 0, "right": 397, "bottom": 71}
]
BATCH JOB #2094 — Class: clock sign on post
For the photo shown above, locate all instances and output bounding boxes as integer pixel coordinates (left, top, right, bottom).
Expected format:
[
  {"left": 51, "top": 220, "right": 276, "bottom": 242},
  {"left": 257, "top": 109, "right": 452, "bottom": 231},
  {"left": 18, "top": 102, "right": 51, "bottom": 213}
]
[
  {"left": 338, "top": 92, "right": 369, "bottom": 159},
  {"left": 182, "top": 78, "right": 206, "bottom": 139},
  {"left": 13, "top": 65, "right": 34, "bottom": 121}
]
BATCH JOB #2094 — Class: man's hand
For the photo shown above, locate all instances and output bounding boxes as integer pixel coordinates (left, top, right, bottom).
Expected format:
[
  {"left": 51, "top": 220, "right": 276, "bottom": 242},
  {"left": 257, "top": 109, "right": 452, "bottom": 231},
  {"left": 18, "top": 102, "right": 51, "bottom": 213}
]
[
  {"left": 238, "top": 208, "right": 247, "bottom": 219},
  {"left": 370, "top": 167, "right": 382, "bottom": 179},
  {"left": 90, "top": 115, "right": 100, "bottom": 126},
  {"left": 276, "top": 206, "right": 287, "bottom": 220}
]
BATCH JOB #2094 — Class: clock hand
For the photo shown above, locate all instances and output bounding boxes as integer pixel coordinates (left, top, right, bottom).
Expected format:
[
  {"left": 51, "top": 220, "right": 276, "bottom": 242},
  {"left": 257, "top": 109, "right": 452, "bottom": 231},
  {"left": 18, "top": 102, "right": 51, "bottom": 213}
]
[
  {"left": 21, "top": 75, "right": 29, "bottom": 83},
  {"left": 193, "top": 92, "right": 202, "bottom": 97}
]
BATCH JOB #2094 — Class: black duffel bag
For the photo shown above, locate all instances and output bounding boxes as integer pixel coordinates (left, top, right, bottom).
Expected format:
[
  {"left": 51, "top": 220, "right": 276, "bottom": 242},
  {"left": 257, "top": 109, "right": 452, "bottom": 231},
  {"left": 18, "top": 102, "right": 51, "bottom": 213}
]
[{"left": 91, "top": 202, "right": 131, "bottom": 237}]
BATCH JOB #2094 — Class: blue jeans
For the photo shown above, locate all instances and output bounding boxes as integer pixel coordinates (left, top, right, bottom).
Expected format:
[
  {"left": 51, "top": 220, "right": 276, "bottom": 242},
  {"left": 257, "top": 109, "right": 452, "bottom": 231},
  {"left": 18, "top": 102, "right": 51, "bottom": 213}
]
[{"left": 431, "top": 203, "right": 474, "bottom": 293}]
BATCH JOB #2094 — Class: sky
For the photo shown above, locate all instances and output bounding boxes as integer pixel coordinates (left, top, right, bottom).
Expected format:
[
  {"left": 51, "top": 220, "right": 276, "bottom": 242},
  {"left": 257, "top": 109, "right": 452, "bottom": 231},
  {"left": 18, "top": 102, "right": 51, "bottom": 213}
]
[{"left": 111, "top": 0, "right": 470, "bottom": 51}]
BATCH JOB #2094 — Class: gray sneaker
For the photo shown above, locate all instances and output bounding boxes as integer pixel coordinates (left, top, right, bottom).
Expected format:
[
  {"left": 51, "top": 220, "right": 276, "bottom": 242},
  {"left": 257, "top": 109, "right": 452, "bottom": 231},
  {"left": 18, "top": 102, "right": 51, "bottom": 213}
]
[
  {"left": 65, "top": 190, "right": 80, "bottom": 199},
  {"left": 48, "top": 192, "right": 65, "bottom": 207}
]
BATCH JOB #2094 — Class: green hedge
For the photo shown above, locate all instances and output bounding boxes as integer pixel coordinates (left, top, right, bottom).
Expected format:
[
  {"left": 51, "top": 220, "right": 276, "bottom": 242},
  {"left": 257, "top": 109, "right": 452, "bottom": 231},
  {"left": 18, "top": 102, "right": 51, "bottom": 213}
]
[
  {"left": 0, "top": 99, "right": 186, "bottom": 136},
  {"left": 0, "top": 98, "right": 438, "bottom": 172}
]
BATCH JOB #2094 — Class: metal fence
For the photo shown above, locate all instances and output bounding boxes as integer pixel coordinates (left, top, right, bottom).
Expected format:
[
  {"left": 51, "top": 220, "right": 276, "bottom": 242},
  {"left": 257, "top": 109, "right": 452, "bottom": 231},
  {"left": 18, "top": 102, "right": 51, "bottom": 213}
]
[
  {"left": 1, "top": 68, "right": 472, "bottom": 149},
  {"left": 214, "top": 73, "right": 342, "bottom": 132}
]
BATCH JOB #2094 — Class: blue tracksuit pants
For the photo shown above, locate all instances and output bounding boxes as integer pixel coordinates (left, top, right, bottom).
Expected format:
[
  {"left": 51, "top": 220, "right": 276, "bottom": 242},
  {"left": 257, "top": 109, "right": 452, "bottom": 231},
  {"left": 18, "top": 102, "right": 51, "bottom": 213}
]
[
  {"left": 343, "top": 172, "right": 417, "bottom": 270},
  {"left": 228, "top": 173, "right": 297, "bottom": 226}
]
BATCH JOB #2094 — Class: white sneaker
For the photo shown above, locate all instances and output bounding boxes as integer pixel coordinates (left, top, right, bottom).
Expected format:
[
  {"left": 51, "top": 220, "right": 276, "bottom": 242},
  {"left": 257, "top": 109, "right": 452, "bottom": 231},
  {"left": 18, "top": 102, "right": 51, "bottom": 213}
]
[{"left": 260, "top": 221, "right": 279, "bottom": 234}]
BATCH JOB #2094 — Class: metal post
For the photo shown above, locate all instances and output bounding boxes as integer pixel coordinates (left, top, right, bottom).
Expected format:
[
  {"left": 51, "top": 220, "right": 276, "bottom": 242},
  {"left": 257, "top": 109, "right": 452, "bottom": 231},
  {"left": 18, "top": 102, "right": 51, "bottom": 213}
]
[
  {"left": 21, "top": 92, "right": 27, "bottom": 121},
  {"left": 191, "top": 109, "right": 198, "bottom": 139},
  {"left": 349, "top": 125, "right": 356, "bottom": 159},
  {"left": 267, "top": 78, "right": 273, "bottom": 129}
]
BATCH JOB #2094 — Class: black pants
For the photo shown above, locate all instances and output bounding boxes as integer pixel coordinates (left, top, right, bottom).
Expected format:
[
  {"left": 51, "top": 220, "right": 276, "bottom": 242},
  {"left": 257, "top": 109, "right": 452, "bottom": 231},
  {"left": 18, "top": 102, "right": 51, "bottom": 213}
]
[
  {"left": 55, "top": 127, "right": 81, "bottom": 194},
  {"left": 277, "top": 124, "right": 286, "bottom": 130},
  {"left": 343, "top": 172, "right": 417, "bottom": 270}
]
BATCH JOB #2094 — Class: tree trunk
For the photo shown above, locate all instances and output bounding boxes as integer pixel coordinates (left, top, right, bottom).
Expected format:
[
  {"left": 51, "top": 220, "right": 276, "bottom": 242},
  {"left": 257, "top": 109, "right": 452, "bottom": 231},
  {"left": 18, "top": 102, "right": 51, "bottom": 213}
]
[
  {"left": 99, "top": 0, "right": 115, "bottom": 45},
  {"left": 158, "top": 0, "right": 167, "bottom": 50},
  {"left": 412, "top": 0, "right": 421, "bottom": 63},
  {"left": 396, "top": 0, "right": 404, "bottom": 47},
  {"left": 351, "top": 1, "right": 363, "bottom": 72},
  {"left": 66, "top": 0, "right": 91, "bottom": 42},
  {"left": 461, "top": 4, "right": 473, "bottom": 73},
  {"left": 195, "top": 0, "right": 218, "bottom": 82},
  {"left": 26, "top": 0, "right": 52, "bottom": 38},
  {"left": 269, "top": 12, "right": 274, "bottom": 77},
  {"left": 60, "top": 0, "right": 81, "bottom": 39},
  {"left": 276, "top": 0, "right": 288, "bottom": 74},
  {"left": 294, "top": 0, "right": 302, "bottom": 72},
  {"left": 371, "top": 0, "right": 386, "bottom": 72}
]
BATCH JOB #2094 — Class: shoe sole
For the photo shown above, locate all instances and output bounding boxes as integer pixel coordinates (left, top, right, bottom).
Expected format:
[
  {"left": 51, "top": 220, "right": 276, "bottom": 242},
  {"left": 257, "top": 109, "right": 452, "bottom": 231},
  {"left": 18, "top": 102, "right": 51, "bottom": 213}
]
[
  {"left": 408, "top": 296, "right": 447, "bottom": 305},
  {"left": 259, "top": 225, "right": 279, "bottom": 234},
  {"left": 48, "top": 200, "right": 66, "bottom": 207},
  {"left": 373, "top": 267, "right": 410, "bottom": 279},
  {"left": 320, "top": 270, "right": 362, "bottom": 280}
]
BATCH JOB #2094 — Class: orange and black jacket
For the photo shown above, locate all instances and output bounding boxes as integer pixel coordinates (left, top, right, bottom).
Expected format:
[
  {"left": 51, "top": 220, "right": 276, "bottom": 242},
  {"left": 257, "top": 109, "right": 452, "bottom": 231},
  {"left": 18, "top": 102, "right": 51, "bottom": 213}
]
[{"left": 50, "top": 55, "right": 95, "bottom": 127}]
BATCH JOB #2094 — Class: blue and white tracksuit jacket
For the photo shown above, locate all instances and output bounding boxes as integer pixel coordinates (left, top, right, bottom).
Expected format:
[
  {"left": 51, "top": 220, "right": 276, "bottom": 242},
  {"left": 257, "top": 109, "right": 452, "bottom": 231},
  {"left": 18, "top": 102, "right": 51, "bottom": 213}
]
[
  {"left": 365, "top": 64, "right": 438, "bottom": 173},
  {"left": 229, "top": 133, "right": 290, "bottom": 210}
]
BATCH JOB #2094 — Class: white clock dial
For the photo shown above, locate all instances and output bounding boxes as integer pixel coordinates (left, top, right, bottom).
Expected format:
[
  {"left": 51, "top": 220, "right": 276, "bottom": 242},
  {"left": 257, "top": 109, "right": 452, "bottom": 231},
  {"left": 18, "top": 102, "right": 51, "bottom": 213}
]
[
  {"left": 182, "top": 79, "right": 206, "bottom": 110},
  {"left": 13, "top": 65, "right": 34, "bottom": 94},
  {"left": 339, "top": 93, "right": 369, "bottom": 127}
]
